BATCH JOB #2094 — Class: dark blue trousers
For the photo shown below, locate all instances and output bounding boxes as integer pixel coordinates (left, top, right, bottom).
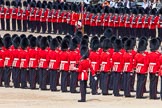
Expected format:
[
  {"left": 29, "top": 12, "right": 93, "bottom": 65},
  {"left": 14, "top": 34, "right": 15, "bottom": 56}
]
[
  {"left": 0, "top": 68, "right": 4, "bottom": 86},
  {"left": 80, "top": 80, "right": 87, "bottom": 101},
  {"left": 61, "top": 71, "right": 68, "bottom": 92},
  {"left": 70, "top": 71, "right": 78, "bottom": 93},
  {"left": 113, "top": 72, "right": 121, "bottom": 96},
  {"left": 21, "top": 68, "right": 27, "bottom": 88},
  {"left": 4, "top": 66, "right": 11, "bottom": 87},
  {"left": 123, "top": 72, "right": 132, "bottom": 96},
  {"left": 29, "top": 68, "right": 37, "bottom": 89},
  {"left": 39, "top": 68, "right": 47, "bottom": 90},
  {"left": 101, "top": 72, "right": 110, "bottom": 95},
  {"left": 12, "top": 67, "right": 20, "bottom": 88},
  {"left": 149, "top": 73, "right": 158, "bottom": 99},
  {"left": 49, "top": 69, "right": 58, "bottom": 91}
]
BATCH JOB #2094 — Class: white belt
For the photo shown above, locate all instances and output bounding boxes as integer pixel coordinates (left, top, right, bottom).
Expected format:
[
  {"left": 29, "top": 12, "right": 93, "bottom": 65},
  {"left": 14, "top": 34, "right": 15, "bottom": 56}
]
[
  {"left": 83, "top": 70, "right": 86, "bottom": 72},
  {"left": 0, "top": 13, "right": 4, "bottom": 14},
  {"left": 50, "top": 60, "right": 56, "bottom": 62},
  {"left": 150, "top": 63, "right": 156, "bottom": 65},
  {"left": 5, "top": 57, "right": 10, "bottom": 60},
  {"left": 70, "top": 61, "right": 76, "bottom": 64},
  {"left": 41, "top": 16, "right": 44, "bottom": 17},
  {"left": 114, "top": 62, "right": 120, "bottom": 64},
  {"left": 0, "top": 59, "right": 2, "bottom": 60},
  {"left": 91, "top": 62, "right": 97, "bottom": 64},
  {"left": 21, "top": 59, "right": 26, "bottom": 61},
  {"left": 48, "top": 16, "right": 51, "bottom": 18},
  {"left": 125, "top": 62, "right": 130, "bottom": 65},
  {"left": 101, "top": 62, "right": 107, "bottom": 64},
  {"left": 40, "top": 59, "right": 46, "bottom": 61},
  {"left": 30, "top": 58, "right": 36, "bottom": 60},
  {"left": 13, "top": 13, "right": 16, "bottom": 14},
  {"left": 137, "top": 63, "right": 144, "bottom": 66},
  {"left": 61, "top": 61, "right": 68, "bottom": 63},
  {"left": 36, "top": 15, "right": 39, "bottom": 16},
  {"left": 14, "top": 58, "right": 19, "bottom": 60}
]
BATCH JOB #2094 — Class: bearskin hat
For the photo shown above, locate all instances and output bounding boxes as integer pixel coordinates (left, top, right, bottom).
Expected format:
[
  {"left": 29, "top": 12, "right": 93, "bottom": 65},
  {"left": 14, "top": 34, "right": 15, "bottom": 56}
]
[
  {"left": 47, "top": 35, "right": 52, "bottom": 46},
  {"left": 139, "top": 36, "right": 148, "bottom": 42},
  {"left": 11, "top": 1, "right": 16, "bottom": 7},
  {"left": 23, "top": 1, "right": 27, "bottom": 7},
  {"left": 56, "top": 36, "right": 62, "bottom": 45},
  {"left": 90, "top": 36, "right": 98, "bottom": 44},
  {"left": 61, "top": 38, "right": 69, "bottom": 51},
  {"left": 6, "top": 1, "right": 10, "bottom": 6},
  {"left": 113, "top": 39, "right": 123, "bottom": 52},
  {"left": 3, "top": 34, "right": 12, "bottom": 49},
  {"left": 29, "top": 36, "right": 36, "bottom": 48},
  {"left": 103, "top": 38, "right": 112, "bottom": 51},
  {"left": 100, "top": 36, "right": 106, "bottom": 48},
  {"left": 144, "top": 7, "right": 150, "bottom": 14},
  {"left": 0, "top": 0, "right": 4, "bottom": 5},
  {"left": 82, "top": 35, "right": 89, "bottom": 43},
  {"left": 137, "top": 39, "right": 148, "bottom": 52},
  {"left": 124, "top": 39, "right": 134, "bottom": 51},
  {"left": 40, "top": 37, "right": 48, "bottom": 50},
  {"left": 18, "top": 2, "right": 22, "bottom": 7},
  {"left": 122, "top": 37, "right": 128, "bottom": 47},
  {"left": 130, "top": 37, "right": 136, "bottom": 49},
  {"left": 90, "top": 38, "right": 100, "bottom": 51},
  {"left": 150, "top": 38, "right": 160, "bottom": 52},
  {"left": 47, "top": 2, "right": 52, "bottom": 9},
  {"left": 80, "top": 46, "right": 89, "bottom": 59},
  {"left": 36, "top": 1, "right": 42, "bottom": 8},
  {"left": 30, "top": 2, "right": 36, "bottom": 8},
  {"left": 0, "top": 37, "right": 4, "bottom": 48},
  {"left": 109, "top": 8, "right": 114, "bottom": 13},
  {"left": 36, "top": 35, "right": 42, "bottom": 47},
  {"left": 80, "top": 39, "right": 88, "bottom": 47},
  {"left": 138, "top": 7, "right": 144, "bottom": 15},
  {"left": 104, "top": 28, "right": 113, "bottom": 38},
  {"left": 20, "top": 37, "right": 28, "bottom": 50},
  {"left": 75, "top": 30, "right": 83, "bottom": 39},
  {"left": 13, "top": 36, "right": 20, "bottom": 49},
  {"left": 50, "top": 38, "right": 59, "bottom": 50},
  {"left": 12, "top": 34, "right": 18, "bottom": 42},
  {"left": 110, "top": 36, "right": 117, "bottom": 45},
  {"left": 104, "top": 6, "right": 109, "bottom": 13},
  {"left": 150, "top": 8, "right": 157, "bottom": 15},
  {"left": 132, "top": 8, "right": 138, "bottom": 15},
  {"left": 20, "top": 34, "right": 26, "bottom": 39},
  {"left": 159, "top": 8, "right": 162, "bottom": 15},
  {"left": 43, "top": 1, "right": 47, "bottom": 6},
  {"left": 70, "top": 38, "right": 78, "bottom": 51},
  {"left": 42, "top": 3, "right": 46, "bottom": 9},
  {"left": 27, "top": 34, "right": 33, "bottom": 40}
]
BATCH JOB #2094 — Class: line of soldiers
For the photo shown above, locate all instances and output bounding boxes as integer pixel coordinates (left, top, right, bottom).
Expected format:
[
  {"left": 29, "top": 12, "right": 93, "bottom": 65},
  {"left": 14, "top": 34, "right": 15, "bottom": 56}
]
[
  {"left": 1, "top": 1, "right": 162, "bottom": 38},
  {"left": 0, "top": 1, "right": 80, "bottom": 35},
  {"left": 0, "top": 29, "right": 162, "bottom": 102}
]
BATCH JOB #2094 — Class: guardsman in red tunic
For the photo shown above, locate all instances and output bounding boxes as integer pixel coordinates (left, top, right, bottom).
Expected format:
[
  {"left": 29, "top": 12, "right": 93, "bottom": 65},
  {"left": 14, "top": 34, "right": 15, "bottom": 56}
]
[
  {"left": 77, "top": 46, "right": 91, "bottom": 102},
  {"left": 159, "top": 52, "right": 162, "bottom": 100},
  {"left": 28, "top": 36, "right": 38, "bottom": 89},
  {"left": 102, "top": 6, "right": 109, "bottom": 32},
  {"left": 0, "top": 1, "right": 6, "bottom": 30},
  {"left": 112, "top": 39, "right": 124, "bottom": 97},
  {"left": 19, "top": 38, "right": 29, "bottom": 88},
  {"left": 38, "top": 37, "right": 49, "bottom": 90},
  {"left": 157, "top": 8, "right": 162, "bottom": 40},
  {"left": 3, "top": 34, "right": 13, "bottom": 87},
  {"left": 147, "top": 38, "right": 161, "bottom": 99},
  {"left": 108, "top": 8, "right": 115, "bottom": 34},
  {"left": 0, "top": 37, "right": 5, "bottom": 86},
  {"left": 114, "top": 8, "right": 120, "bottom": 36},
  {"left": 134, "top": 39, "right": 148, "bottom": 99},
  {"left": 22, "top": 1, "right": 29, "bottom": 32},
  {"left": 11, "top": 1, "right": 17, "bottom": 31},
  {"left": 17, "top": 2, "right": 23, "bottom": 31},
  {"left": 100, "top": 38, "right": 112, "bottom": 95},
  {"left": 52, "top": 3, "right": 58, "bottom": 34},
  {"left": 47, "top": 2, "right": 53, "bottom": 34},
  {"left": 12, "top": 36, "right": 21, "bottom": 88},
  {"left": 142, "top": 8, "right": 150, "bottom": 38},
  {"left": 69, "top": 38, "right": 80, "bottom": 93},
  {"left": 118, "top": 8, "right": 126, "bottom": 37},
  {"left": 130, "top": 8, "right": 138, "bottom": 37},
  {"left": 123, "top": 39, "right": 135, "bottom": 97},
  {"left": 5, "top": 1, "right": 12, "bottom": 31},
  {"left": 89, "top": 38, "right": 100, "bottom": 95},
  {"left": 40, "top": 3, "right": 48, "bottom": 33},
  {"left": 47, "top": 38, "right": 60, "bottom": 91},
  {"left": 149, "top": 8, "right": 158, "bottom": 39},
  {"left": 59, "top": 39, "right": 69, "bottom": 92},
  {"left": 35, "top": 1, "right": 42, "bottom": 33},
  {"left": 95, "top": 7, "right": 103, "bottom": 37},
  {"left": 124, "top": 8, "right": 131, "bottom": 36},
  {"left": 69, "top": 9, "right": 76, "bottom": 35},
  {"left": 136, "top": 8, "right": 145, "bottom": 38},
  {"left": 84, "top": 6, "right": 92, "bottom": 35},
  {"left": 29, "top": 2, "right": 36, "bottom": 32},
  {"left": 90, "top": 9, "right": 97, "bottom": 36}
]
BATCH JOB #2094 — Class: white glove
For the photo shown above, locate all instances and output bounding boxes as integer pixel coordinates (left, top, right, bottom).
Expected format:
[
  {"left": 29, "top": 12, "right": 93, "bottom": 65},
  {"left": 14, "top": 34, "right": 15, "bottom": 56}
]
[{"left": 94, "top": 76, "right": 97, "bottom": 81}]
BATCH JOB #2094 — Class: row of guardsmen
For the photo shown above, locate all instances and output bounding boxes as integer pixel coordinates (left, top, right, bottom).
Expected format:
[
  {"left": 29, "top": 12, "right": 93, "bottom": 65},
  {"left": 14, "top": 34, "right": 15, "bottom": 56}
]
[
  {"left": 1, "top": 1, "right": 162, "bottom": 38},
  {"left": 0, "top": 1, "right": 80, "bottom": 35},
  {"left": 0, "top": 29, "right": 162, "bottom": 102}
]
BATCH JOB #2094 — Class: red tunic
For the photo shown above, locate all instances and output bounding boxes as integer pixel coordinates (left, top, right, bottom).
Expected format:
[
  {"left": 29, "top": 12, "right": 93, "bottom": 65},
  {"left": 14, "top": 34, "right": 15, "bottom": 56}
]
[
  {"left": 22, "top": 9, "right": 29, "bottom": 20},
  {"left": 28, "top": 48, "right": 38, "bottom": 68},
  {"left": 16, "top": 9, "right": 23, "bottom": 20},
  {"left": 134, "top": 52, "right": 149, "bottom": 74},
  {"left": 20, "top": 49, "right": 29, "bottom": 69},
  {"left": 123, "top": 51, "right": 134, "bottom": 72},
  {"left": 3, "top": 48, "right": 13, "bottom": 67},
  {"left": 78, "top": 58, "right": 91, "bottom": 81},
  {"left": 11, "top": 8, "right": 18, "bottom": 19},
  {"left": 40, "top": 9, "right": 48, "bottom": 22},
  {"left": 12, "top": 48, "right": 21, "bottom": 68},
  {"left": 35, "top": 8, "right": 41, "bottom": 21},
  {"left": 5, "top": 8, "right": 12, "bottom": 19},
  {"left": 59, "top": 50, "right": 69, "bottom": 71},
  {"left": 0, "top": 7, "right": 6, "bottom": 19},
  {"left": 0, "top": 49, "right": 5, "bottom": 67},
  {"left": 38, "top": 49, "right": 49, "bottom": 69}
]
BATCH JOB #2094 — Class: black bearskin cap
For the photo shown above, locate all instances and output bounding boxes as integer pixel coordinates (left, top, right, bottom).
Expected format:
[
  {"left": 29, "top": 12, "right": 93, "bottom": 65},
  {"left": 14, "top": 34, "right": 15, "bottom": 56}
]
[
  {"left": 124, "top": 39, "right": 134, "bottom": 51},
  {"left": 20, "top": 37, "right": 29, "bottom": 50},
  {"left": 40, "top": 37, "right": 48, "bottom": 50},
  {"left": 150, "top": 38, "right": 160, "bottom": 52},
  {"left": 103, "top": 38, "right": 112, "bottom": 51},
  {"left": 12, "top": 34, "right": 18, "bottom": 42},
  {"left": 100, "top": 36, "right": 106, "bottom": 48},
  {"left": 18, "top": 2, "right": 22, "bottom": 7},
  {"left": 20, "top": 34, "right": 26, "bottom": 39},
  {"left": 11, "top": 1, "right": 16, "bottom": 7},
  {"left": 3, "top": 34, "right": 12, "bottom": 49},
  {"left": 61, "top": 39, "right": 69, "bottom": 51},
  {"left": 137, "top": 39, "right": 148, "bottom": 52},
  {"left": 70, "top": 38, "right": 78, "bottom": 51},
  {"left": 23, "top": 1, "right": 27, "bottom": 7},
  {"left": 29, "top": 36, "right": 36, "bottom": 48},
  {"left": 56, "top": 36, "right": 62, "bottom": 45},
  {"left": 113, "top": 39, "right": 123, "bottom": 52},
  {"left": 90, "top": 38, "right": 100, "bottom": 51},
  {"left": 6, "top": 1, "right": 10, "bottom": 6},
  {"left": 28, "top": 34, "right": 33, "bottom": 40},
  {"left": 0, "top": 37, "right": 4, "bottom": 48},
  {"left": 50, "top": 38, "right": 59, "bottom": 50},
  {"left": 104, "top": 28, "right": 113, "bottom": 38},
  {"left": 80, "top": 46, "right": 89, "bottom": 59},
  {"left": 13, "top": 36, "right": 20, "bottom": 49},
  {"left": 80, "top": 39, "right": 88, "bottom": 47},
  {"left": 36, "top": 35, "right": 42, "bottom": 47}
]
